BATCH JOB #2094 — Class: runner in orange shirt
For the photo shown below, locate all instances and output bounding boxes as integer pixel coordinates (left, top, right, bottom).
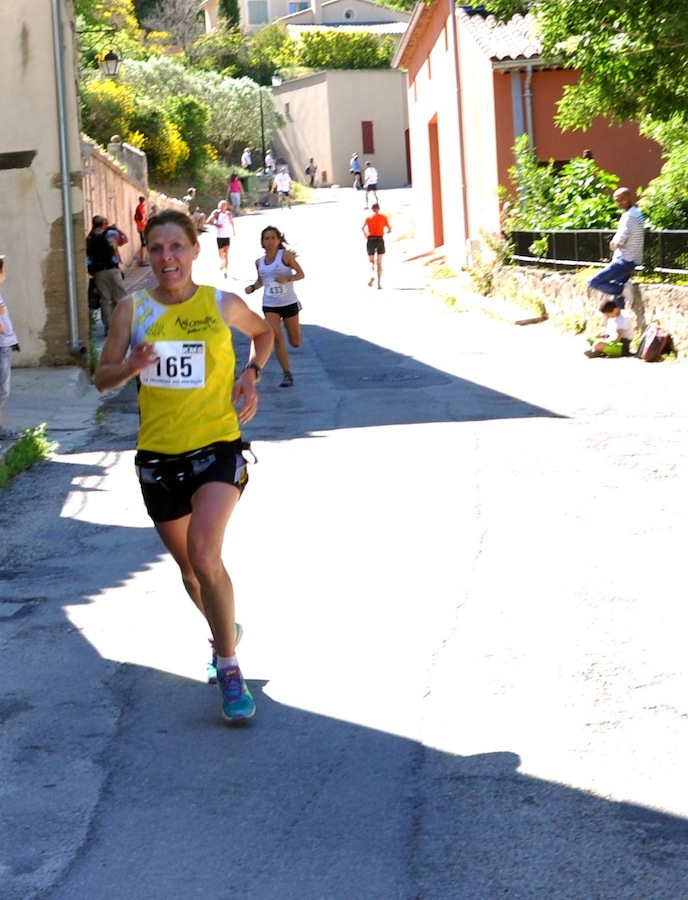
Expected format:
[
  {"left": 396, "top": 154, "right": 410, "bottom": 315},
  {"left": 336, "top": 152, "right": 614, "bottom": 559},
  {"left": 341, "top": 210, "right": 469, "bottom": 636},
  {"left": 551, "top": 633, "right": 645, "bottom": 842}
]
[{"left": 362, "top": 203, "right": 391, "bottom": 289}]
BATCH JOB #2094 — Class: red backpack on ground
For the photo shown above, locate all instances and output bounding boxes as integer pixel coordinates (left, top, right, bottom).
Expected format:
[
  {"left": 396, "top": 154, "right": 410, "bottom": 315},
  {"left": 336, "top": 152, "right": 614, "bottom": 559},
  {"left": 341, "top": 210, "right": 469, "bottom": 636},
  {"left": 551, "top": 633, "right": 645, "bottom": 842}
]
[{"left": 636, "top": 323, "right": 674, "bottom": 362}]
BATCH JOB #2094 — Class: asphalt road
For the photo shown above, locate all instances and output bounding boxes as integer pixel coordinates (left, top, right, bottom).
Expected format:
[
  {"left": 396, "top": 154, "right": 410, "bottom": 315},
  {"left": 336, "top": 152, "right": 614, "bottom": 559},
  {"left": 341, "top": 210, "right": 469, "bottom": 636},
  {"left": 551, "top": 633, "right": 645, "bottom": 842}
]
[{"left": 2, "top": 187, "right": 688, "bottom": 899}]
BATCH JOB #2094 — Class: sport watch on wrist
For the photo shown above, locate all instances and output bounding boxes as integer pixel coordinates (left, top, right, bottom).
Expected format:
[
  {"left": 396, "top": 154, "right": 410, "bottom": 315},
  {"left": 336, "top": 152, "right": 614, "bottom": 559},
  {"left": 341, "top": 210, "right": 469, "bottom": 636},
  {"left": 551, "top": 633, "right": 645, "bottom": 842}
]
[{"left": 243, "top": 362, "right": 262, "bottom": 382}]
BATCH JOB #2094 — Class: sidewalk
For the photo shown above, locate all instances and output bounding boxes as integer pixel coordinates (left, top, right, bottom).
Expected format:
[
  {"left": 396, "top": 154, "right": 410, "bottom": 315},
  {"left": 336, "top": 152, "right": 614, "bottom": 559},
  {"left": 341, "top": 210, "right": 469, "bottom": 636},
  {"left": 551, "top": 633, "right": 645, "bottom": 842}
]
[{"left": 1, "top": 262, "right": 158, "bottom": 456}]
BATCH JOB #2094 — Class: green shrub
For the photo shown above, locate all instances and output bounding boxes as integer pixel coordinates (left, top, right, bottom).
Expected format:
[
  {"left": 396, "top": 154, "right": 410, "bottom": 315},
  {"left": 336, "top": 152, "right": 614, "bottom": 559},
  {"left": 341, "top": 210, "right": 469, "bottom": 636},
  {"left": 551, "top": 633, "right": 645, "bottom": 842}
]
[
  {"left": 638, "top": 119, "right": 688, "bottom": 229},
  {"left": 0, "top": 425, "right": 56, "bottom": 489},
  {"left": 505, "top": 135, "right": 619, "bottom": 232}
]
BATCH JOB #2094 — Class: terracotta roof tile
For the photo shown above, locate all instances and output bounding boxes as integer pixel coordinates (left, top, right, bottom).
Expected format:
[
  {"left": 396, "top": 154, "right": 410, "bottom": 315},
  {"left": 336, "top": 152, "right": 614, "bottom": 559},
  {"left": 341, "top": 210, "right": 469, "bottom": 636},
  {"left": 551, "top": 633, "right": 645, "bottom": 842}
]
[{"left": 459, "top": 7, "right": 542, "bottom": 62}]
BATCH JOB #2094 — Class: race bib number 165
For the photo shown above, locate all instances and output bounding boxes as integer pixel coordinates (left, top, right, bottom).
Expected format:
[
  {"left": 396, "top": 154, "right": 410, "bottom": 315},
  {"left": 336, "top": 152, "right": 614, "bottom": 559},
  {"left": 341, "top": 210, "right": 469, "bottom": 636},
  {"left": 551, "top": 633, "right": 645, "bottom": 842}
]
[{"left": 139, "top": 341, "right": 206, "bottom": 389}]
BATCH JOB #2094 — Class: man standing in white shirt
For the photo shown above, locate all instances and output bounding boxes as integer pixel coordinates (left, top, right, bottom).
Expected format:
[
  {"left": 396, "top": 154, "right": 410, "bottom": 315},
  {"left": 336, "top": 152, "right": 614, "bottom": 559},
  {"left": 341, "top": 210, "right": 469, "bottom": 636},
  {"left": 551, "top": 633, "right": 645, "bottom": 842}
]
[{"left": 588, "top": 187, "right": 644, "bottom": 309}]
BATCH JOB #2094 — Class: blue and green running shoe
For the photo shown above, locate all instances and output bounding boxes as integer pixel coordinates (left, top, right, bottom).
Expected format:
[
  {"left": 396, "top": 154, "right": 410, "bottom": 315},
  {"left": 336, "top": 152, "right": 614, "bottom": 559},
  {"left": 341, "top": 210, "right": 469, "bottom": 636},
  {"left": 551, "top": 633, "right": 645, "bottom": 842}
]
[{"left": 217, "top": 665, "right": 255, "bottom": 723}]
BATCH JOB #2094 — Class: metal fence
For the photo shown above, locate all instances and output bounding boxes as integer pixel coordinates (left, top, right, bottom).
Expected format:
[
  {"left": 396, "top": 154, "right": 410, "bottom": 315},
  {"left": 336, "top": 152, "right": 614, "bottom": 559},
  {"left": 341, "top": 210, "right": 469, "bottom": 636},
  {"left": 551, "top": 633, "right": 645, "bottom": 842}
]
[{"left": 511, "top": 230, "right": 688, "bottom": 274}]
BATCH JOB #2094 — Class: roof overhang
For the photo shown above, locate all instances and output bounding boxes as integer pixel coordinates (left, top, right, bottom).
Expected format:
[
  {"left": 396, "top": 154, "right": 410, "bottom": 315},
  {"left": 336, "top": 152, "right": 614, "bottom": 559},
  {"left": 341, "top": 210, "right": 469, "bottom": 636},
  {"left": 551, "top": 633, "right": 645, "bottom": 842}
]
[
  {"left": 392, "top": 0, "right": 437, "bottom": 70},
  {"left": 491, "top": 57, "right": 548, "bottom": 72}
]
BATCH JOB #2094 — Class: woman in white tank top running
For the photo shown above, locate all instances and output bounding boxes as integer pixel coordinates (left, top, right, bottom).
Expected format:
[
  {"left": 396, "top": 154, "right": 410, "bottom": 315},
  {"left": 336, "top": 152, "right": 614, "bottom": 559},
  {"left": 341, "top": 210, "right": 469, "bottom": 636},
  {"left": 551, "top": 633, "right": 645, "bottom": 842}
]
[
  {"left": 245, "top": 226, "right": 305, "bottom": 387},
  {"left": 207, "top": 199, "right": 235, "bottom": 278}
]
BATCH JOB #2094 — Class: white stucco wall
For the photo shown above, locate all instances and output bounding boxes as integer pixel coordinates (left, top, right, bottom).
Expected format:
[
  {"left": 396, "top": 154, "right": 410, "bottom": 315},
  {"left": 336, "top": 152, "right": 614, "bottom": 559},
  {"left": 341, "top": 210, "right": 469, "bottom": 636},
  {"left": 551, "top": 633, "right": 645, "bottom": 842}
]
[
  {"left": 0, "top": 0, "right": 87, "bottom": 366},
  {"left": 271, "top": 69, "right": 409, "bottom": 189}
]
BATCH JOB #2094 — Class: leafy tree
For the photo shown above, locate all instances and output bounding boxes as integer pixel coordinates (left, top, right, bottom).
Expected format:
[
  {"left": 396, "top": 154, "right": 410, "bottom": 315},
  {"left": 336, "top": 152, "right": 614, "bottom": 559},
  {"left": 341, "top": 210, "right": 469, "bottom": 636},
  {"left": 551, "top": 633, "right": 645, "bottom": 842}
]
[
  {"left": 118, "top": 58, "right": 280, "bottom": 159},
  {"left": 296, "top": 31, "right": 394, "bottom": 69},
  {"left": 75, "top": 0, "right": 140, "bottom": 31},
  {"left": 193, "top": 28, "right": 248, "bottom": 76},
  {"left": 142, "top": 0, "right": 204, "bottom": 56},
  {"left": 376, "top": 0, "right": 414, "bottom": 11},
  {"left": 75, "top": 0, "right": 147, "bottom": 72},
  {"left": 219, "top": 0, "right": 240, "bottom": 29},
  {"left": 128, "top": 103, "right": 190, "bottom": 178},
  {"left": 505, "top": 135, "right": 619, "bottom": 231},
  {"left": 637, "top": 119, "right": 688, "bottom": 229},
  {"left": 131, "top": 0, "right": 158, "bottom": 21},
  {"left": 81, "top": 78, "right": 136, "bottom": 147},
  {"left": 163, "top": 95, "right": 214, "bottom": 172},
  {"left": 191, "top": 23, "right": 297, "bottom": 82},
  {"left": 80, "top": 72, "right": 190, "bottom": 179},
  {"left": 485, "top": 0, "right": 688, "bottom": 130},
  {"left": 246, "top": 23, "right": 298, "bottom": 83}
]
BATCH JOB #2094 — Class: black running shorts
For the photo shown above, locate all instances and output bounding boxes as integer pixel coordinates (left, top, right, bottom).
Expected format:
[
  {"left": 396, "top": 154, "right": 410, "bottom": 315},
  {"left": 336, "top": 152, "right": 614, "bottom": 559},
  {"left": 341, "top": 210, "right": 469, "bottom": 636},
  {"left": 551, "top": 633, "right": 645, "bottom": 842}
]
[
  {"left": 366, "top": 236, "right": 386, "bottom": 256},
  {"left": 134, "top": 440, "right": 248, "bottom": 523}
]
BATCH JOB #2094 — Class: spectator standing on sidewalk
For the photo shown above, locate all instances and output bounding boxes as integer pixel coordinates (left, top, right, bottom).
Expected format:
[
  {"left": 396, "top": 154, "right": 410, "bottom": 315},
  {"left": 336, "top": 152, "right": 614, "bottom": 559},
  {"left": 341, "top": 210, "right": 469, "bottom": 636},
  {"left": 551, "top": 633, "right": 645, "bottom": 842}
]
[
  {"left": 245, "top": 225, "right": 304, "bottom": 388},
  {"left": 134, "top": 196, "right": 149, "bottom": 266},
  {"left": 588, "top": 187, "right": 644, "bottom": 309},
  {"left": 350, "top": 153, "right": 362, "bottom": 190},
  {"left": 305, "top": 158, "right": 318, "bottom": 188},
  {"left": 93, "top": 209, "right": 273, "bottom": 724},
  {"left": 362, "top": 203, "right": 391, "bottom": 290},
  {"left": 0, "top": 254, "right": 21, "bottom": 442},
  {"left": 86, "top": 215, "right": 126, "bottom": 336},
  {"left": 227, "top": 173, "right": 243, "bottom": 214},
  {"left": 191, "top": 207, "right": 207, "bottom": 233}
]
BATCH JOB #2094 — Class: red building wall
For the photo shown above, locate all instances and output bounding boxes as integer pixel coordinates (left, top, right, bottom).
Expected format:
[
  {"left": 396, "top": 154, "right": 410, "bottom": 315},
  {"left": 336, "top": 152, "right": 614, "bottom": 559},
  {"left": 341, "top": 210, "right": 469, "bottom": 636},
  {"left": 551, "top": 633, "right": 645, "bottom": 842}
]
[{"left": 496, "top": 69, "right": 662, "bottom": 196}]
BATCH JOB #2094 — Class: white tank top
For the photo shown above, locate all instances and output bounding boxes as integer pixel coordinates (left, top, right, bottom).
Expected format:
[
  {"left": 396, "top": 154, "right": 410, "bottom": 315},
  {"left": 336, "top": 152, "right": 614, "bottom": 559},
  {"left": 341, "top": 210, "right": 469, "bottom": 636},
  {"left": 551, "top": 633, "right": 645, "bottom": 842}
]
[
  {"left": 258, "top": 248, "right": 298, "bottom": 308},
  {"left": 212, "top": 210, "right": 233, "bottom": 239}
]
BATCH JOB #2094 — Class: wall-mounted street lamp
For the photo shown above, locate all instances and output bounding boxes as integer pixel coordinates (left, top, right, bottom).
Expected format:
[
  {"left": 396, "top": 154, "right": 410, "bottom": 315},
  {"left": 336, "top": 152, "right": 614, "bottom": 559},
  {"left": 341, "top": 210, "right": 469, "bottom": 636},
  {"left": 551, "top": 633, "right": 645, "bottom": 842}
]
[
  {"left": 100, "top": 50, "right": 122, "bottom": 78},
  {"left": 77, "top": 25, "right": 122, "bottom": 78}
]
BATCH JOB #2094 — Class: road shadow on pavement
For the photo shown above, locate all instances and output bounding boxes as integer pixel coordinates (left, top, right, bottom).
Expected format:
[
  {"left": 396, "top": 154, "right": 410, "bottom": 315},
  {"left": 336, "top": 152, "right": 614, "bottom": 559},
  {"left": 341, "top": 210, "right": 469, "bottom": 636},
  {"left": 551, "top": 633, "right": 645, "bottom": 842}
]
[
  {"left": 3, "top": 457, "right": 688, "bottom": 898},
  {"left": 237, "top": 324, "right": 564, "bottom": 442},
  {"left": 39, "top": 669, "right": 688, "bottom": 900}
]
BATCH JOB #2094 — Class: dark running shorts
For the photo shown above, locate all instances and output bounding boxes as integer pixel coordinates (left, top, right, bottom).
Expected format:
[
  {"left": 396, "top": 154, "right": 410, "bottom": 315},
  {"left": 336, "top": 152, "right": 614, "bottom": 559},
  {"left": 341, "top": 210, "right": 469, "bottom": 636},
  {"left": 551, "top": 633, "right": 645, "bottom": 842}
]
[
  {"left": 217, "top": 237, "right": 231, "bottom": 249},
  {"left": 134, "top": 440, "right": 248, "bottom": 523},
  {"left": 366, "top": 236, "right": 386, "bottom": 256},
  {"left": 262, "top": 301, "right": 302, "bottom": 319}
]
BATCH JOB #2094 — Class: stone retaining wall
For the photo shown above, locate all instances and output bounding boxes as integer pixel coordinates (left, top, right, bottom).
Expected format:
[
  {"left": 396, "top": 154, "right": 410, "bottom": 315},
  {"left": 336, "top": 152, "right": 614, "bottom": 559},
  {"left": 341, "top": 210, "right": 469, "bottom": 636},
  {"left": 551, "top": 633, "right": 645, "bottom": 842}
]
[{"left": 491, "top": 267, "right": 688, "bottom": 355}]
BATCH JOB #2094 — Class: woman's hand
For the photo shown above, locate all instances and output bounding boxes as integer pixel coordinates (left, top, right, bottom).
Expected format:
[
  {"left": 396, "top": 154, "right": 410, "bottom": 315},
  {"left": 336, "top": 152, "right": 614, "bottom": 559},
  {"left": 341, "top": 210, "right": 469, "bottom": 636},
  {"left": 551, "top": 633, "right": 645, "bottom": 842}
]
[
  {"left": 128, "top": 341, "right": 159, "bottom": 377},
  {"left": 232, "top": 371, "right": 259, "bottom": 424}
]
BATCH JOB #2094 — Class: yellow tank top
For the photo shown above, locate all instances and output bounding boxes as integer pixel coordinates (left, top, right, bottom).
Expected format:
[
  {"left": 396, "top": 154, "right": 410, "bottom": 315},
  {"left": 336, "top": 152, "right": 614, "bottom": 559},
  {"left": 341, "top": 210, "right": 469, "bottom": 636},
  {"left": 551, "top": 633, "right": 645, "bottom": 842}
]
[{"left": 131, "top": 286, "right": 241, "bottom": 454}]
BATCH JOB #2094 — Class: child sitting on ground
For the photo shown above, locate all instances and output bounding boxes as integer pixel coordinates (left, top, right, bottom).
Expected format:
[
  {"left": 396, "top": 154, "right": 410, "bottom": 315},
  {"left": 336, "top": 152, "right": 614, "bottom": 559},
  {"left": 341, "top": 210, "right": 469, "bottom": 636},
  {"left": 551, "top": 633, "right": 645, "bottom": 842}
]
[{"left": 585, "top": 299, "right": 635, "bottom": 358}]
